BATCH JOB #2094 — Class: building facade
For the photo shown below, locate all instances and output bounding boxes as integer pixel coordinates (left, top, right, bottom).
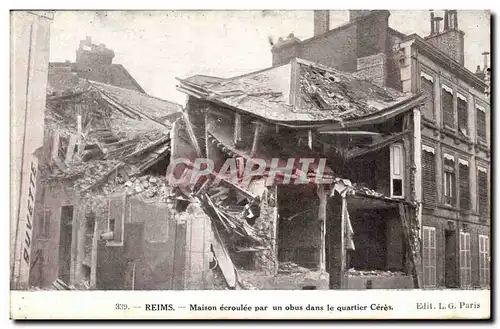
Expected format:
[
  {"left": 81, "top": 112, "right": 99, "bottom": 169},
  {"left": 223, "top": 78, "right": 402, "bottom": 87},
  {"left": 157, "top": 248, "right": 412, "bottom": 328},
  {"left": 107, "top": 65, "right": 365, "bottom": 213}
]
[
  {"left": 11, "top": 11, "right": 54, "bottom": 290},
  {"left": 177, "top": 58, "right": 426, "bottom": 289},
  {"left": 271, "top": 9, "right": 491, "bottom": 289}
]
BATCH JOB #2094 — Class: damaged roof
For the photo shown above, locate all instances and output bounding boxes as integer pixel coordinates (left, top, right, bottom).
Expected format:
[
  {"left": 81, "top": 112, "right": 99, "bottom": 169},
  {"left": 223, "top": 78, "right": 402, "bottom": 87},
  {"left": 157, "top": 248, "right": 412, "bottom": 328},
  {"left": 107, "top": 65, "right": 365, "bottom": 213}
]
[
  {"left": 177, "top": 58, "right": 424, "bottom": 125},
  {"left": 89, "top": 81, "right": 182, "bottom": 124},
  {"left": 43, "top": 79, "right": 179, "bottom": 196},
  {"left": 49, "top": 61, "right": 146, "bottom": 93}
]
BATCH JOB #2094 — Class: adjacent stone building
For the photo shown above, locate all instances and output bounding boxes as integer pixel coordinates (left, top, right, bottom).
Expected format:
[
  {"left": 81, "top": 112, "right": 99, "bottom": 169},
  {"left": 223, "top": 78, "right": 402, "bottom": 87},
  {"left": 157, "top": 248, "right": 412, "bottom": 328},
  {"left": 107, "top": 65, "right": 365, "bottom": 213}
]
[
  {"left": 271, "top": 9, "right": 491, "bottom": 289},
  {"left": 11, "top": 11, "right": 54, "bottom": 290}
]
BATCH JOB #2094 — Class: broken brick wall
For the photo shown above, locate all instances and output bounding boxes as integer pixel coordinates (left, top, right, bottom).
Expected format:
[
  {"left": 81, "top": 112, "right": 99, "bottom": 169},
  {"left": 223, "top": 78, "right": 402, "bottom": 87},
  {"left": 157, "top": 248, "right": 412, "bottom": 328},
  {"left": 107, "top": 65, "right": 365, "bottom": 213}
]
[
  {"left": 386, "top": 30, "right": 405, "bottom": 92},
  {"left": 299, "top": 24, "right": 358, "bottom": 72}
]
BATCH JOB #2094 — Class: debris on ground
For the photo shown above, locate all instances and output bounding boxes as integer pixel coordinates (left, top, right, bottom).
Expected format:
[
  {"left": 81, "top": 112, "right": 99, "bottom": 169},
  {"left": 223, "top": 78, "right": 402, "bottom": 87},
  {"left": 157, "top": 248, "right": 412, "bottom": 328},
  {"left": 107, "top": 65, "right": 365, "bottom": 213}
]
[
  {"left": 347, "top": 268, "right": 407, "bottom": 277},
  {"left": 237, "top": 267, "right": 329, "bottom": 290},
  {"left": 278, "top": 261, "right": 310, "bottom": 274},
  {"left": 52, "top": 279, "right": 71, "bottom": 290}
]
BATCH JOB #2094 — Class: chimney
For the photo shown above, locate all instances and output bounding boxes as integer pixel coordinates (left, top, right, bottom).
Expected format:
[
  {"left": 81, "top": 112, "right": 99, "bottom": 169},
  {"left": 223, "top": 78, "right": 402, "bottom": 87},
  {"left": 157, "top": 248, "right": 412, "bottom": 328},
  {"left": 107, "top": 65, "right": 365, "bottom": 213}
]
[
  {"left": 474, "top": 66, "right": 485, "bottom": 80},
  {"left": 314, "top": 10, "right": 330, "bottom": 36},
  {"left": 76, "top": 36, "right": 115, "bottom": 66},
  {"left": 349, "top": 10, "right": 372, "bottom": 22},
  {"left": 425, "top": 10, "right": 465, "bottom": 66},
  {"left": 481, "top": 51, "right": 490, "bottom": 95},
  {"left": 430, "top": 10, "right": 435, "bottom": 34},
  {"left": 433, "top": 16, "right": 443, "bottom": 34},
  {"left": 354, "top": 10, "right": 391, "bottom": 87},
  {"left": 271, "top": 33, "right": 302, "bottom": 66},
  {"left": 482, "top": 51, "right": 490, "bottom": 70}
]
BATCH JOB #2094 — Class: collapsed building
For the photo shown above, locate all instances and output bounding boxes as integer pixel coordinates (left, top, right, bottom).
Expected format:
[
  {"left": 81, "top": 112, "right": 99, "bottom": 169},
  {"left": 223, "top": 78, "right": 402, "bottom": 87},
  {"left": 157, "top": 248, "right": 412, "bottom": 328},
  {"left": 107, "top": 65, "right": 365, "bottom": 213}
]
[
  {"left": 31, "top": 54, "right": 428, "bottom": 290},
  {"left": 30, "top": 76, "right": 184, "bottom": 289},
  {"left": 175, "top": 58, "right": 427, "bottom": 289}
]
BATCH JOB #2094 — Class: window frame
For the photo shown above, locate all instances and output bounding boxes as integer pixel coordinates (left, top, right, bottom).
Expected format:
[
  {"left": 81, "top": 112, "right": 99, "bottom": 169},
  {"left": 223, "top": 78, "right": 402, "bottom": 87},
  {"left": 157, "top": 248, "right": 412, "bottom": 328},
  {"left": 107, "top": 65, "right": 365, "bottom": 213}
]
[
  {"left": 443, "top": 153, "right": 456, "bottom": 206},
  {"left": 390, "top": 143, "right": 404, "bottom": 198}
]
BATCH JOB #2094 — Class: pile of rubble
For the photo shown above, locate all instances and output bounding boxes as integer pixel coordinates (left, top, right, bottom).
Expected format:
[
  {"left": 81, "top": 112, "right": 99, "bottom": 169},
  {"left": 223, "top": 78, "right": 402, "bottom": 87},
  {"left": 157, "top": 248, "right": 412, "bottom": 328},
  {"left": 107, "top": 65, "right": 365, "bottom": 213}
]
[
  {"left": 53, "top": 159, "right": 122, "bottom": 191},
  {"left": 118, "top": 175, "right": 173, "bottom": 202},
  {"left": 278, "top": 261, "right": 310, "bottom": 274},
  {"left": 347, "top": 268, "right": 407, "bottom": 277},
  {"left": 30, "top": 279, "right": 91, "bottom": 291},
  {"left": 352, "top": 183, "right": 386, "bottom": 198}
]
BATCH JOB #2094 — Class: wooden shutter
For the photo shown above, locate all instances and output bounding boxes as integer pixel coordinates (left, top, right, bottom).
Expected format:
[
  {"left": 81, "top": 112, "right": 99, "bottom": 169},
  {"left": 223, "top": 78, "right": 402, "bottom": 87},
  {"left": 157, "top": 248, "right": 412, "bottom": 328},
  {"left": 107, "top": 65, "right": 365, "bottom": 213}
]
[
  {"left": 478, "top": 169, "right": 488, "bottom": 217},
  {"left": 460, "top": 232, "right": 471, "bottom": 287},
  {"left": 422, "top": 147, "right": 436, "bottom": 204},
  {"left": 442, "top": 87, "right": 454, "bottom": 128},
  {"left": 479, "top": 235, "right": 489, "bottom": 286},
  {"left": 421, "top": 75, "right": 434, "bottom": 120},
  {"left": 457, "top": 96, "right": 468, "bottom": 135},
  {"left": 458, "top": 161, "right": 470, "bottom": 210},
  {"left": 423, "top": 226, "right": 436, "bottom": 287},
  {"left": 476, "top": 107, "right": 486, "bottom": 143}
]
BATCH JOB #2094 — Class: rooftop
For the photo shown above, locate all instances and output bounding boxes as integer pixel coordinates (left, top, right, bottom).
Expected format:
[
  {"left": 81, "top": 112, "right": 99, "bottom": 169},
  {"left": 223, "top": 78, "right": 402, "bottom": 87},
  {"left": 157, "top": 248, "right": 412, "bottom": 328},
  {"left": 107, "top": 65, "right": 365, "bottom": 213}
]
[{"left": 177, "top": 58, "right": 423, "bottom": 125}]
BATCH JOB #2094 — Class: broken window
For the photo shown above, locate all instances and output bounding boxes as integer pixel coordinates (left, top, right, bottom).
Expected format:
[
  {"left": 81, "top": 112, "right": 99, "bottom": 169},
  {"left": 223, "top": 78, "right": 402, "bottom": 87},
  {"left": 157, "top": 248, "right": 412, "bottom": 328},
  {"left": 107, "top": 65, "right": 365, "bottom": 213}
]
[
  {"left": 457, "top": 94, "right": 468, "bottom": 136},
  {"left": 458, "top": 160, "right": 470, "bottom": 210},
  {"left": 459, "top": 232, "right": 471, "bottom": 287},
  {"left": 390, "top": 143, "right": 404, "bottom": 198},
  {"left": 420, "top": 72, "right": 435, "bottom": 120},
  {"left": 442, "top": 85, "right": 454, "bottom": 129},
  {"left": 422, "top": 226, "right": 436, "bottom": 288},
  {"left": 422, "top": 145, "right": 436, "bottom": 204},
  {"left": 479, "top": 235, "right": 490, "bottom": 286},
  {"left": 234, "top": 113, "right": 242, "bottom": 147},
  {"left": 443, "top": 154, "right": 455, "bottom": 206},
  {"left": 476, "top": 105, "right": 486, "bottom": 144},
  {"left": 478, "top": 167, "right": 489, "bottom": 218}
]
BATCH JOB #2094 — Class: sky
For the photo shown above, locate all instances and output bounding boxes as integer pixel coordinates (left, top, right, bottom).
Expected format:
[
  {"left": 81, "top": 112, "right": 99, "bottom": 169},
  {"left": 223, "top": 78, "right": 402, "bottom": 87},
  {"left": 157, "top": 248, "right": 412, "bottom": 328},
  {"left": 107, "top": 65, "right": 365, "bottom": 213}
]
[{"left": 48, "top": 10, "right": 491, "bottom": 105}]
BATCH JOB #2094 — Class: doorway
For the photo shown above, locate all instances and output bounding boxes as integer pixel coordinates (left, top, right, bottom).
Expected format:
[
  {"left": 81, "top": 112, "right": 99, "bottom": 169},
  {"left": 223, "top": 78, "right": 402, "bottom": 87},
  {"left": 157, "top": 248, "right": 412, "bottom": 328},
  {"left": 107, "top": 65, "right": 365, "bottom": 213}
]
[
  {"left": 444, "top": 229, "right": 458, "bottom": 288},
  {"left": 58, "top": 206, "right": 74, "bottom": 283}
]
